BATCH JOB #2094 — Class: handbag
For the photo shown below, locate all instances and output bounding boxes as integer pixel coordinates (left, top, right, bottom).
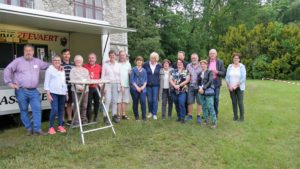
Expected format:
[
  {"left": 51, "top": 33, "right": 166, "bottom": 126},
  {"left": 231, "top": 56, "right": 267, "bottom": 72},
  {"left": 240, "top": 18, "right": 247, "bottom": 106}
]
[{"left": 204, "top": 87, "right": 215, "bottom": 96}]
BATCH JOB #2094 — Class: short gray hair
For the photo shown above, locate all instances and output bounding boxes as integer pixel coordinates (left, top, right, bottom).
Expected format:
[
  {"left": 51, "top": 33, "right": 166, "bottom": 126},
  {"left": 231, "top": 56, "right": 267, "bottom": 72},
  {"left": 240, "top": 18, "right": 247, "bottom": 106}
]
[
  {"left": 209, "top": 49, "right": 217, "bottom": 54},
  {"left": 150, "top": 52, "right": 159, "bottom": 61},
  {"left": 74, "top": 55, "right": 84, "bottom": 64}
]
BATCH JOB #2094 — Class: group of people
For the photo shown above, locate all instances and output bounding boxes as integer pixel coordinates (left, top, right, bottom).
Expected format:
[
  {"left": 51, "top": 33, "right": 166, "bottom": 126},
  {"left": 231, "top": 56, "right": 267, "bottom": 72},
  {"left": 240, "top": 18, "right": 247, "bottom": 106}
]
[{"left": 3, "top": 44, "right": 246, "bottom": 135}]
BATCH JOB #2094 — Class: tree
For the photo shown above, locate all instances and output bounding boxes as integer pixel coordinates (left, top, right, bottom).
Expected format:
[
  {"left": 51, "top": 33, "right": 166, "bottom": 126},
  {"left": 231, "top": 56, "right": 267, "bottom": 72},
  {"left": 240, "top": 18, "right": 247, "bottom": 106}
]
[{"left": 127, "top": 0, "right": 163, "bottom": 62}]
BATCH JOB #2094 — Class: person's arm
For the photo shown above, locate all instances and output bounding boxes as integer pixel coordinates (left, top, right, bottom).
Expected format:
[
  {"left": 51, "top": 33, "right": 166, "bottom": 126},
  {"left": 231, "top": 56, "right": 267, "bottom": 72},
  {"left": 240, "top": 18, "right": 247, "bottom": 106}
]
[
  {"left": 43, "top": 68, "right": 53, "bottom": 102},
  {"left": 217, "top": 60, "right": 226, "bottom": 77},
  {"left": 225, "top": 65, "right": 231, "bottom": 89},
  {"left": 240, "top": 64, "right": 246, "bottom": 84},
  {"left": 130, "top": 68, "right": 139, "bottom": 90},
  {"left": 179, "top": 73, "right": 190, "bottom": 87},
  {"left": 101, "top": 64, "right": 107, "bottom": 81},
  {"left": 119, "top": 65, "right": 124, "bottom": 87},
  {"left": 3, "top": 59, "right": 19, "bottom": 89},
  {"left": 39, "top": 59, "right": 50, "bottom": 70},
  {"left": 43, "top": 68, "right": 51, "bottom": 91},
  {"left": 141, "top": 69, "right": 147, "bottom": 90},
  {"left": 203, "top": 71, "right": 213, "bottom": 90},
  {"left": 99, "top": 65, "right": 102, "bottom": 79},
  {"left": 197, "top": 73, "right": 204, "bottom": 94},
  {"left": 169, "top": 72, "right": 176, "bottom": 88}
]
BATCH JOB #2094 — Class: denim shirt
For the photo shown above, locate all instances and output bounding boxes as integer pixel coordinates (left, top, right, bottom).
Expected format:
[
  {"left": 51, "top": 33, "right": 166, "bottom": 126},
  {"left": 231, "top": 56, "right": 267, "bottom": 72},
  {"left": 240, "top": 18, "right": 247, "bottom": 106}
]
[
  {"left": 225, "top": 63, "right": 246, "bottom": 91},
  {"left": 130, "top": 67, "right": 147, "bottom": 93}
]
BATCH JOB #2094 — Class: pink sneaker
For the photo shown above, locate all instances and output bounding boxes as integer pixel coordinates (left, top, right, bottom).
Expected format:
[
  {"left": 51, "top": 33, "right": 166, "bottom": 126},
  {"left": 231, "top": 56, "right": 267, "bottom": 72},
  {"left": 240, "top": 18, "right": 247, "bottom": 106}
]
[
  {"left": 57, "top": 126, "right": 67, "bottom": 133},
  {"left": 48, "top": 127, "right": 56, "bottom": 135}
]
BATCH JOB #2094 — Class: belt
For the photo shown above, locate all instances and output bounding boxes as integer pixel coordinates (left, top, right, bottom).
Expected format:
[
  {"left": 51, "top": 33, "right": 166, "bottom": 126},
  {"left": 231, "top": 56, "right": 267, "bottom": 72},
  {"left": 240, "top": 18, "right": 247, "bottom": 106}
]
[{"left": 20, "top": 87, "right": 36, "bottom": 90}]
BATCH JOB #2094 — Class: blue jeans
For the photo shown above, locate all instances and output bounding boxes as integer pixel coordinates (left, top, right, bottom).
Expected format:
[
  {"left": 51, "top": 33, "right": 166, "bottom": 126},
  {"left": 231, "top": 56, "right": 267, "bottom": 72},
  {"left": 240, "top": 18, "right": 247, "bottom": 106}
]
[
  {"left": 146, "top": 86, "right": 159, "bottom": 115},
  {"left": 49, "top": 93, "right": 66, "bottom": 128},
  {"left": 213, "top": 80, "right": 220, "bottom": 117},
  {"left": 130, "top": 89, "right": 147, "bottom": 120},
  {"left": 197, "top": 94, "right": 217, "bottom": 125},
  {"left": 172, "top": 92, "right": 187, "bottom": 120},
  {"left": 15, "top": 88, "right": 41, "bottom": 132}
]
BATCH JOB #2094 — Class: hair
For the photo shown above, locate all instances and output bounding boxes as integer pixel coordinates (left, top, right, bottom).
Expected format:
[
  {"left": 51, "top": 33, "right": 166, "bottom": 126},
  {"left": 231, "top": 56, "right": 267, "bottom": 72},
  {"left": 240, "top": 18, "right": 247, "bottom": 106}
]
[
  {"left": 74, "top": 55, "right": 84, "bottom": 64},
  {"left": 135, "top": 56, "right": 144, "bottom": 63},
  {"left": 61, "top": 48, "right": 70, "bottom": 54},
  {"left": 23, "top": 44, "right": 34, "bottom": 50},
  {"left": 88, "top": 52, "right": 97, "bottom": 58},
  {"left": 199, "top": 60, "right": 208, "bottom": 65},
  {"left": 209, "top": 49, "right": 217, "bottom": 54},
  {"left": 177, "top": 59, "right": 184, "bottom": 64},
  {"left": 109, "top": 50, "right": 116, "bottom": 55},
  {"left": 119, "top": 50, "right": 127, "bottom": 56},
  {"left": 52, "top": 55, "right": 61, "bottom": 61},
  {"left": 162, "top": 59, "right": 171, "bottom": 66},
  {"left": 178, "top": 51, "right": 185, "bottom": 56},
  {"left": 191, "top": 53, "right": 199, "bottom": 59},
  {"left": 232, "top": 53, "right": 241, "bottom": 60},
  {"left": 150, "top": 52, "right": 159, "bottom": 61}
]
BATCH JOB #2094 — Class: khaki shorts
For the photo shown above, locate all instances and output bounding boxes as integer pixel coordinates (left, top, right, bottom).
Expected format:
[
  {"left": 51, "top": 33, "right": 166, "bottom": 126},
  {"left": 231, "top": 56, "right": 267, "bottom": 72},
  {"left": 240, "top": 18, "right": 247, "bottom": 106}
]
[{"left": 117, "top": 87, "right": 131, "bottom": 103}]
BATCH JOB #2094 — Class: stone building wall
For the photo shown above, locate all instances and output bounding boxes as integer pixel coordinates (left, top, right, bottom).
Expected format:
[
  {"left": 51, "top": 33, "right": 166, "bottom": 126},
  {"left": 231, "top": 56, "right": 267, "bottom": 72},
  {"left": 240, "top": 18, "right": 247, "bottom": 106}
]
[{"left": 34, "top": 0, "right": 128, "bottom": 54}]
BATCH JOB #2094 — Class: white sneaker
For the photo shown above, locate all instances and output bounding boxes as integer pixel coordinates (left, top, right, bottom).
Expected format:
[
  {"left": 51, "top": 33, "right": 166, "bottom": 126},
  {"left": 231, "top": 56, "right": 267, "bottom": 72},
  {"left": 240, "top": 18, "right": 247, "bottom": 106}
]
[
  {"left": 147, "top": 113, "right": 153, "bottom": 118},
  {"left": 153, "top": 115, "right": 157, "bottom": 120}
]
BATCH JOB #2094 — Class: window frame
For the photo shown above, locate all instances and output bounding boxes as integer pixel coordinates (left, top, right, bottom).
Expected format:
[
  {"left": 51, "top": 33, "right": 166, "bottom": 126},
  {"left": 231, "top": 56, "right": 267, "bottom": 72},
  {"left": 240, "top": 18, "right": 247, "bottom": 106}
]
[
  {"left": 1, "top": 0, "right": 34, "bottom": 8},
  {"left": 73, "top": 0, "right": 104, "bottom": 20}
]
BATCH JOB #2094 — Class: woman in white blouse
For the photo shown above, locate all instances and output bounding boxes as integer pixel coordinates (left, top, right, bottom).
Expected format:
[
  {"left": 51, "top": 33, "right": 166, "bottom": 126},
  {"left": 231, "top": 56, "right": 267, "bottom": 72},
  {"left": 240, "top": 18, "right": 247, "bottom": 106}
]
[
  {"left": 225, "top": 53, "right": 246, "bottom": 121},
  {"left": 44, "top": 56, "right": 68, "bottom": 135},
  {"left": 101, "top": 50, "right": 121, "bottom": 124}
]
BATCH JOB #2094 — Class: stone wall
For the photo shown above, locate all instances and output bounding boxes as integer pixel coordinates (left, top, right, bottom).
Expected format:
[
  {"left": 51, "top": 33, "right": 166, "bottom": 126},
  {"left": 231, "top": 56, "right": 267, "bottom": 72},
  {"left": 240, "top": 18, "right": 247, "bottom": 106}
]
[
  {"left": 35, "top": 0, "right": 128, "bottom": 54},
  {"left": 102, "top": 0, "right": 128, "bottom": 53},
  {"left": 36, "top": 0, "right": 73, "bottom": 15}
]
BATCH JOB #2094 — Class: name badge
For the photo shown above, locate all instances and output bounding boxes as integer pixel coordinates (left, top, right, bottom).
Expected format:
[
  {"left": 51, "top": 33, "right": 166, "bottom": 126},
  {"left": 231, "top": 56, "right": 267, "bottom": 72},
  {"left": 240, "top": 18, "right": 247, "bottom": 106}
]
[{"left": 33, "top": 65, "right": 38, "bottom": 69}]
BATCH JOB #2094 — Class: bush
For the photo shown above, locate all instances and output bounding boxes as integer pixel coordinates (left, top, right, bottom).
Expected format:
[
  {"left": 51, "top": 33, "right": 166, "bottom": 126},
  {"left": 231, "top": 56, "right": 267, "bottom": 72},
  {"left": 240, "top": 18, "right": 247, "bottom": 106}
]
[
  {"left": 288, "top": 67, "right": 300, "bottom": 80},
  {"left": 252, "top": 55, "right": 271, "bottom": 79}
]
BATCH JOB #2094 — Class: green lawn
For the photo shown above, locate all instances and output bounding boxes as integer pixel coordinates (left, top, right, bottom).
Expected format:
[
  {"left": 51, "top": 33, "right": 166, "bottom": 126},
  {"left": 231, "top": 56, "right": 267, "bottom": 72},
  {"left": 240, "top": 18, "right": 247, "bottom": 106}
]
[{"left": 0, "top": 80, "right": 299, "bottom": 169}]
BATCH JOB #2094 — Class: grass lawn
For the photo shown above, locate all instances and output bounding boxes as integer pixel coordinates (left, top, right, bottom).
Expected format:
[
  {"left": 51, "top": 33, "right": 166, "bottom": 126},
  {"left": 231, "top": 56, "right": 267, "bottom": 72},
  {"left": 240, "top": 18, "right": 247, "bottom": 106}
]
[{"left": 0, "top": 80, "right": 299, "bottom": 169}]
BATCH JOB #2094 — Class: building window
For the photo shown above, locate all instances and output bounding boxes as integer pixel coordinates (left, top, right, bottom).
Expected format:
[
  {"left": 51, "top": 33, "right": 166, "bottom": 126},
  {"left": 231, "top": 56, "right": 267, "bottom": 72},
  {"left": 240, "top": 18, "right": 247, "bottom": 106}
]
[
  {"left": 0, "top": 0, "right": 34, "bottom": 8},
  {"left": 74, "top": 0, "right": 104, "bottom": 20}
]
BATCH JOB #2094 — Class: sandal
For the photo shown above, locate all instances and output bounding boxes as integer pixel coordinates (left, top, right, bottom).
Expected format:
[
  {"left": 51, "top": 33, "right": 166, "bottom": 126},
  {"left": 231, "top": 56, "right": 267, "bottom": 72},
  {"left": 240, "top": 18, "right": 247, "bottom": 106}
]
[{"left": 122, "top": 115, "right": 129, "bottom": 120}]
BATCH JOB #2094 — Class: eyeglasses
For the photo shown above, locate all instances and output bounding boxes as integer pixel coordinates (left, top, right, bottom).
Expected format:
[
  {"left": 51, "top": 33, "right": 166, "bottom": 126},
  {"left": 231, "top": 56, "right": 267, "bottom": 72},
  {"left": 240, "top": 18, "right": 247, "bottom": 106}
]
[{"left": 53, "top": 60, "right": 61, "bottom": 62}]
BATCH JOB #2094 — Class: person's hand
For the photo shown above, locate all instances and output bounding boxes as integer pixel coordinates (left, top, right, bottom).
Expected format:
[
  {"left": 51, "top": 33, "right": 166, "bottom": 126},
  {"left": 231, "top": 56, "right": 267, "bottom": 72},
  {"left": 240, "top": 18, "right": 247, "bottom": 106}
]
[
  {"left": 213, "top": 70, "right": 218, "bottom": 74},
  {"left": 47, "top": 93, "right": 53, "bottom": 103},
  {"left": 174, "top": 85, "right": 180, "bottom": 90},
  {"left": 118, "top": 86, "right": 123, "bottom": 92},
  {"left": 137, "top": 87, "right": 142, "bottom": 93},
  {"left": 198, "top": 89, "right": 204, "bottom": 94},
  {"left": 232, "top": 85, "right": 239, "bottom": 90},
  {"left": 9, "top": 83, "right": 19, "bottom": 89}
]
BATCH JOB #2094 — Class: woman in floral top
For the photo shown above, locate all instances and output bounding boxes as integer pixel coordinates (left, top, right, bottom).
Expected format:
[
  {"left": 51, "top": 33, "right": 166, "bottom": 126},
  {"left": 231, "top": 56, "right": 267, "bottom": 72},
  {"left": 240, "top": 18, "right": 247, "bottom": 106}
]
[{"left": 170, "top": 59, "right": 190, "bottom": 123}]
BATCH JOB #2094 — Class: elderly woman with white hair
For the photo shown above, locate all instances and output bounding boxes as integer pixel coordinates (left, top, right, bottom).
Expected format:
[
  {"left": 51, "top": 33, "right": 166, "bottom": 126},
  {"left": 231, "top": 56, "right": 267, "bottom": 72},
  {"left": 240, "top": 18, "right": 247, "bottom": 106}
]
[
  {"left": 143, "top": 52, "right": 162, "bottom": 120},
  {"left": 70, "top": 55, "right": 90, "bottom": 125}
]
